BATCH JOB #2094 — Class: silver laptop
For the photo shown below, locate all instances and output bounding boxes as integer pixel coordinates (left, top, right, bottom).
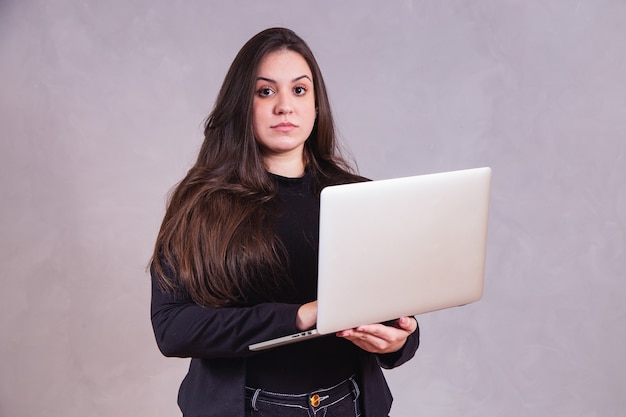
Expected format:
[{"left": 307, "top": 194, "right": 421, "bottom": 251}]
[{"left": 249, "top": 167, "right": 492, "bottom": 351}]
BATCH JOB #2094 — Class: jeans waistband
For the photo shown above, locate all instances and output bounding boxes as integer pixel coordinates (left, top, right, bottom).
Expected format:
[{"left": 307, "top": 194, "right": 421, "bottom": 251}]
[{"left": 245, "top": 374, "right": 360, "bottom": 411}]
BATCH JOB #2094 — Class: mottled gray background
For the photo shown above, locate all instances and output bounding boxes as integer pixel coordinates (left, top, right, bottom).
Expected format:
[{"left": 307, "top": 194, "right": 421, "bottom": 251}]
[{"left": 1, "top": 1, "right": 624, "bottom": 416}]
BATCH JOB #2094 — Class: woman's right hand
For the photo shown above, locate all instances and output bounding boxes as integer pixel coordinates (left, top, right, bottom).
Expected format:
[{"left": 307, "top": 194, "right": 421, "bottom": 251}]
[{"left": 296, "top": 301, "right": 318, "bottom": 330}]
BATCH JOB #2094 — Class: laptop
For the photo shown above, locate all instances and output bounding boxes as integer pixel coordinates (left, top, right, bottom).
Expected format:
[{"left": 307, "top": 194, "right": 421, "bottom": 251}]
[{"left": 249, "top": 167, "right": 492, "bottom": 351}]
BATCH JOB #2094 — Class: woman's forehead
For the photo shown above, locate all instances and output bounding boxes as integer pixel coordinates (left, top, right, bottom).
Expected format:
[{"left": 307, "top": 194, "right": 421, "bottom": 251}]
[{"left": 256, "top": 50, "right": 313, "bottom": 79}]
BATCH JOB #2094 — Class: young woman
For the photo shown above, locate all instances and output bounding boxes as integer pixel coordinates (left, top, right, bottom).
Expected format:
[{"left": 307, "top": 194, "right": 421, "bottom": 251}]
[{"left": 150, "top": 27, "right": 419, "bottom": 417}]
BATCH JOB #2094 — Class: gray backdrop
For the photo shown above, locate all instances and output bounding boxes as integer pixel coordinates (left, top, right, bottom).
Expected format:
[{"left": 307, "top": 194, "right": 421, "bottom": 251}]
[{"left": 1, "top": 1, "right": 624, "bottom": 416}]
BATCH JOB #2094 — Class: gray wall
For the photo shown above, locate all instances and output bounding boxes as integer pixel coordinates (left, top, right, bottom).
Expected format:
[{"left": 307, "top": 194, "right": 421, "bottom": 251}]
[{"left": 1, "top": 1, "right": 624, "bottom": 416}]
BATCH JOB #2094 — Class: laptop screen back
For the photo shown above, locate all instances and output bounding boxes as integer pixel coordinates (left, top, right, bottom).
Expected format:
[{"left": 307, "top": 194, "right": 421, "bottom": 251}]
[{"left": 315, "top": 167, "right": 492, "bottom": 334}]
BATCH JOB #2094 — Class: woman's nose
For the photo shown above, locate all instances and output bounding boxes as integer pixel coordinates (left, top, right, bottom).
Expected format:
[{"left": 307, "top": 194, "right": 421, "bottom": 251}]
[{"left": 274, "top": 92, "right": 294, "bottom": 114}]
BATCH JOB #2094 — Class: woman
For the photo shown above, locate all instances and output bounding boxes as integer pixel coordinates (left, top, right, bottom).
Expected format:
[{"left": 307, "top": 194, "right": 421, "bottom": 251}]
[{"left": 151, "top": 27, "right": 419, "bottom": 417}]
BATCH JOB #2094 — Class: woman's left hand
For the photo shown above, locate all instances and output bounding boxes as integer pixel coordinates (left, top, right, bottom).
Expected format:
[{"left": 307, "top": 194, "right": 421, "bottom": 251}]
[{"left": 336, "top": 316, "right": 418, "bottom": 354}]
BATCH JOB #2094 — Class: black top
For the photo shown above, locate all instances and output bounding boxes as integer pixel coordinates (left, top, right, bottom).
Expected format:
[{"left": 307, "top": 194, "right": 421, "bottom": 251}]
[{"left": 245, "top": 171, "right": 359, "bottom": 392}]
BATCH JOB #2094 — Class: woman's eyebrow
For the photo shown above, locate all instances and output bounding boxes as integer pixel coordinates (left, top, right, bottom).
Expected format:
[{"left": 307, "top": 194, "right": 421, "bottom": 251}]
[
  {"left": 292, "top": 75, "right": 312, "bottom": 82},
  {"left": 256, "top": 75, "right": 313, "bottom": 83}
]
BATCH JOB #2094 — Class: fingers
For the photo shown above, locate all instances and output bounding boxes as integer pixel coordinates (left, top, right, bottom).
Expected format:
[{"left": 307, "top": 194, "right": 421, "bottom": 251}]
[
  {"left": 339, "top": 327, "right": 402, "bottom": 353},
  {"left": 296, "top": 301, "right": 318, "bottom": 331},
  {"left": 397, "top": 316, "right": 418, "bottom": 333},
  {"left": 341, "top": 317, "right": 416, "bottom": 336},
  {"left": 336, "top": 317, "right": 417, "bottom": 354}
]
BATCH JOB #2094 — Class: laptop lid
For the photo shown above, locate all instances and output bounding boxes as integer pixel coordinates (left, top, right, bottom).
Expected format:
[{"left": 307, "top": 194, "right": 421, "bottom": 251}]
[{"left": 315, "top": 167, "right": 492, "bottom": 334}]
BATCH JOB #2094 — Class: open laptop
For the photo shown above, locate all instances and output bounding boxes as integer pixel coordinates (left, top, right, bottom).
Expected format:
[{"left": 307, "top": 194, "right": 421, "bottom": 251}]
[{"left": 249, "top": 167, "right": 492, "bottom": 351}]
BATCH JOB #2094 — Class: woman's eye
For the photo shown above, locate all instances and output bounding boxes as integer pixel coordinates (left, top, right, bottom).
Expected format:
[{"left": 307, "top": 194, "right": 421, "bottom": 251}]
[
  {"left": 294, "top": 86, "right": 307, "bottom": 96},
  {"left": 257, "top": 87, "right": 274, "bottom": 97}
]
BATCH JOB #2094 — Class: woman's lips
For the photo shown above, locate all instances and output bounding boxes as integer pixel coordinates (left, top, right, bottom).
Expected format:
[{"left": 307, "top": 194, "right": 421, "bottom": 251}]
[{"left": 272, "top": 122, "right": 297, "bottom": 132}]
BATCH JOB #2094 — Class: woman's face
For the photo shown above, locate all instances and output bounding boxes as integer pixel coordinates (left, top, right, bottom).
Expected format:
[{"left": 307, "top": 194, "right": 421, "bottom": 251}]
[{"left": 252, "top": 49, "right": 316, "bottom": 173}]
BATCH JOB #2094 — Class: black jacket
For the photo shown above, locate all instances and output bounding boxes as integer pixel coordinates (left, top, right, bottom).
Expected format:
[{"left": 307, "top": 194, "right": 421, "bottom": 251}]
[{"left": 151, "top": 278, "right": 420, "bottom": 417}]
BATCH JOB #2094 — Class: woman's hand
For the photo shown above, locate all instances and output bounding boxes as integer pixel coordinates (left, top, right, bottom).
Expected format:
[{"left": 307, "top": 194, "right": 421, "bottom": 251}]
[
  {"left": 296, "top": 301, "right": 318, "bottom": 331},
  {"left": 337, "top": 316, "right": 418, "bottom": 354}
]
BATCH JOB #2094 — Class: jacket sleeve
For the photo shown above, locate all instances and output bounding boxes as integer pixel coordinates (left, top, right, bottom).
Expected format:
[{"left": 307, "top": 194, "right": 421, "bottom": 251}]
[
  {"left": 376, "top": 317, "right": 420, "bottom": 369},
  {"left": 150, "top": 270, "right": 301, "bottom": 359}
]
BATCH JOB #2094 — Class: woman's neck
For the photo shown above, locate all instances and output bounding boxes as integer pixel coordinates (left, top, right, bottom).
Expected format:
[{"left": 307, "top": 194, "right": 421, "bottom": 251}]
[{"left": 263, "top": 154, "right": 306, "bottom": 178}]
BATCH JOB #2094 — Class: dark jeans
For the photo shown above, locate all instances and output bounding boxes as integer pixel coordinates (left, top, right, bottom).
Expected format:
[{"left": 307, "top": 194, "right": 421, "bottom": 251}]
[{"left": 245, "top": 375, "right": 361, "bottom": 417}]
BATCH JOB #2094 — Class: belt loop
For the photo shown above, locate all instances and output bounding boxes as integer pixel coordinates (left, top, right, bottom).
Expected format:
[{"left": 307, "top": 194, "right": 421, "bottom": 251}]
[
  {"left": 251, "top": 388, "right": 262, "bottom": 411},
  {"left": 349, "top": 375, "right": 360, "bottom": 400}
]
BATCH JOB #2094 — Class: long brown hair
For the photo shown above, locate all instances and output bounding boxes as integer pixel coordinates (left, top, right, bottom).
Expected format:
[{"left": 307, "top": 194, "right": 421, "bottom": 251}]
[{"left": 151, "top": 28, "right": 363, "bottom": 307}]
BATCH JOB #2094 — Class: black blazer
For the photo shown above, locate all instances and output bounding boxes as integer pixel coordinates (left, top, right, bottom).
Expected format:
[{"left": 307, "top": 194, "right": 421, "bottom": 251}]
[{"left": 151, "top": 274, "right": 420, "bottom": 417}]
